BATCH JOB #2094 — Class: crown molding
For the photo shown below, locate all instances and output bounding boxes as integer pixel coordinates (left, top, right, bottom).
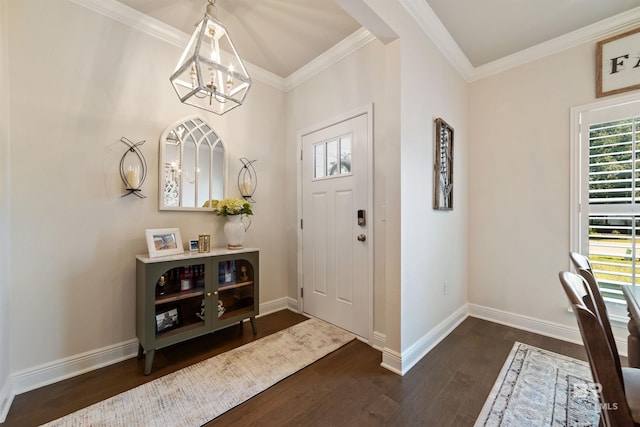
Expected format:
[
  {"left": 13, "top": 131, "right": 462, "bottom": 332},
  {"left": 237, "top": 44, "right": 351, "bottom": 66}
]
[
  {"left": 67, "top": 0, "right": 640, "bottom": 89},
  {"left": 399, "top": 0, "right": 640, "bottom": 83},
  {"left": 67, "top": 0, "right": 187, "bottom": 48},
  {"left": 284, "top": 27, "right": 376, "bottom": 92},
  {"left": 471, "top": 6, "right": 640, "bottom": 82},
  {"left": 67, "top": 0, "right": 376, "bottom": 93},
  {"left": 68, "top": 0, "right": 288, "bottom": 91},
  {"left": 397, "top": 0, "right": 475, "bottom": 81}
]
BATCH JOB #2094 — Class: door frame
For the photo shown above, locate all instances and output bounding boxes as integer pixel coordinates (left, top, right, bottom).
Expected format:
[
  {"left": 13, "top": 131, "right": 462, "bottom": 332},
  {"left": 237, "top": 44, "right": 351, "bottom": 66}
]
[{"left": 296, "top": 104, "right": 374, "bottom": 342}]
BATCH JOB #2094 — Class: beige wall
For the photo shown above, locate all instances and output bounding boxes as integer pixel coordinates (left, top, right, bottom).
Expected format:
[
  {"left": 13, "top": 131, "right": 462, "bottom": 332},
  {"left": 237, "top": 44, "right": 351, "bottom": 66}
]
[
  {"left": 6, "top": 0, "right": 471, "bottom": 388},
  {"left": 467, "top": 41, "right": 631, "bottom": 336},
  {"left": 0, "top": 0, "right": 12, "bottom": 412},
  {"left": 362, "top": 0, "right": 469, "bottom": 355},
  {"left": 397, "top": 15, "right": 469, "bottom": 352},
  {"left": 7, "top": 0, "right": 287, "bottom": 374}
]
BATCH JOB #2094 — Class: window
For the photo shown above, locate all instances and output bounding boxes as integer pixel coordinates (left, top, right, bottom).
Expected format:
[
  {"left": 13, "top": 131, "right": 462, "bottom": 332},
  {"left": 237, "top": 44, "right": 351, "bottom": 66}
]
[
  {"left": 313, "top": 134, "right": 352, "bottom": 179},
  {"left": 573, "top": 97, "right": 640, "bottom": 307}
]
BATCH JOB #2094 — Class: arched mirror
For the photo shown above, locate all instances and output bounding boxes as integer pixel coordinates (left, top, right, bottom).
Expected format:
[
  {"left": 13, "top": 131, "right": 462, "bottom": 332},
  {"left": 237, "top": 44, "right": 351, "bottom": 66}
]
[{"left": 159, "top": 116, "right": 226, "bottom": 210}]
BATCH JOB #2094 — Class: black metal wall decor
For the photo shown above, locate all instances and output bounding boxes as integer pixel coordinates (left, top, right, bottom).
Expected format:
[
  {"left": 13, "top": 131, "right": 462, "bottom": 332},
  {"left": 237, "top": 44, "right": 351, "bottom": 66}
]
[
  {"left": 238, "top": 157, "right": 257, "bottom": 202},
  {"left": 120, "top": 137, "right": 147, "bottom": 198},
  {"left": 433, "top": 118, "right": 453, "bottom": 210}
]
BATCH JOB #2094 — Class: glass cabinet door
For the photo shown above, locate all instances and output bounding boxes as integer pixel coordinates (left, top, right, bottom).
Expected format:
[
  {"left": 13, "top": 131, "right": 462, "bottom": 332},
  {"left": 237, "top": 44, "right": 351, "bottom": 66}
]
[
  {"left": 216, "top": 258, "right": 255, "bottom": 320},
  {"left": 154, "top": 263, "right": 206, "bottom": 337}
]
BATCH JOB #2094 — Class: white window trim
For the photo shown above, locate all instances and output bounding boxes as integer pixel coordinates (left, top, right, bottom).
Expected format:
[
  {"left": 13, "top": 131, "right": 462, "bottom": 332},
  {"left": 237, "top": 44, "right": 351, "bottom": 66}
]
[{"left": 570, "top": 93, "right": 640, "bottom": 319}]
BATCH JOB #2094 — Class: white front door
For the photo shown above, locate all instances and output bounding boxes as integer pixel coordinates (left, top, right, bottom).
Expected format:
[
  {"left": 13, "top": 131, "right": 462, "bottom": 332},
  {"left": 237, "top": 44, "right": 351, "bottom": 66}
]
[{"left": 301, "top": 111, "right": 370, "bottom": 339}]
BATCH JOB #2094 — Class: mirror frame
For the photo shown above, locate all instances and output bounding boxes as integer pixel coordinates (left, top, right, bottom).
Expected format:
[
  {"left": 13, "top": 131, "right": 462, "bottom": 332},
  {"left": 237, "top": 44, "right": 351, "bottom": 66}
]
[{"left": 158, "top": 115, "right": 228, "bottom": 211}]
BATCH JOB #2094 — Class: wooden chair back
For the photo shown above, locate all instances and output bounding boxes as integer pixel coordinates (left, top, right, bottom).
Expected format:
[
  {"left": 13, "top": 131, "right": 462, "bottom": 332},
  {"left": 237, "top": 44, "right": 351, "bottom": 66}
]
[
  {"left": 559, "top": 271, "right": 635, "bottom": 427},
  {"left": 569, "top": 252, "right": 623, "bottom": 382}
]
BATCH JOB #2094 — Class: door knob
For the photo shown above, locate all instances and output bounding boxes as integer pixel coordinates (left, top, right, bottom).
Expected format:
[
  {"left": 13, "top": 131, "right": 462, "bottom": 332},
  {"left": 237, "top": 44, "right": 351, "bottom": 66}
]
[{"left": 357, "top": 234, "right": 366, "bottom": 242}]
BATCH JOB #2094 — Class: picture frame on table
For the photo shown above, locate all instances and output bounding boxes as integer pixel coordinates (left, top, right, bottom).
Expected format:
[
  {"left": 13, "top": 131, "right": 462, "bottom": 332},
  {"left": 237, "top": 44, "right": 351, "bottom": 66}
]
[
  {"left": 145, "top": 228, "right": 184, "bottom": 258},
  {"left": 155, "top": 304, "right": 182, "bottom": 334}
]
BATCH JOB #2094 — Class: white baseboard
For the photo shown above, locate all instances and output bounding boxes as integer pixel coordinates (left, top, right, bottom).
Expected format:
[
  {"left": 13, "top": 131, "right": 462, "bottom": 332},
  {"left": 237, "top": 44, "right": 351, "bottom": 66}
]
[
  {"left": 381, "top": 304, "right": 468, "bottom": 375},
  {"left": 10, "top": 297, "right": 293, "bottom": 397},
  {"left": 371, "top": 330, "right": 386, "bottom": 351},
  {"left": 0, "top": 379, "right": 14, "bottom": 423},
  {"left": 257, "top": 297, "right": 290, "bottom": 316},
  {"left": 11, "top": 339, "right": 139, "bottom": 395},
  {"left": 380, "top": 347, "right": 403, "bottom": 375},
  {"left": 285, "top": 296, "right": 299, "bottom": 312},
  {"left": 467, "top": 303, "right": 628, "bottom": 357}
]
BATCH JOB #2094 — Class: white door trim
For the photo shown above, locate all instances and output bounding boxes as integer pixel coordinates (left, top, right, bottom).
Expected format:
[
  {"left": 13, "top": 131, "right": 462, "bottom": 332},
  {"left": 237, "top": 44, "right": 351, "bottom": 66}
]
[{"left": 296, "top": 104, "right": 374, "bottom": 343}]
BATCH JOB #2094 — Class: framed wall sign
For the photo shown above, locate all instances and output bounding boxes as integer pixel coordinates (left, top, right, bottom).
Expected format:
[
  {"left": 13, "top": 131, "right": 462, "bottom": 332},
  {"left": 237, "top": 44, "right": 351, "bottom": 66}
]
[
  {"left": 433, "top": 118, "right": 454, "bottom": 210},
  {"left": 596, "top": 27, "right": 640, "bottom": 98}
]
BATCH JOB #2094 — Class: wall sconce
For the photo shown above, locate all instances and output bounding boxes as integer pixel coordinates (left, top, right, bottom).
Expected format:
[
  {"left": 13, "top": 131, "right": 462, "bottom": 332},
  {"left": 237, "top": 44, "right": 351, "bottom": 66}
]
[
  {"left": 238, "top": 157, "right": 257, "bottom": 202},
  {"left": 120, "top": 137, "right": 147, "bottom": 198}
]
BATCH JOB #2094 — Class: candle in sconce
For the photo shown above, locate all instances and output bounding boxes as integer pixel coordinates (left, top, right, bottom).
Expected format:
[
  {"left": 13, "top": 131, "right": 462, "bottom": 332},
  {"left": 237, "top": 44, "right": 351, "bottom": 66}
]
[
  {"left": 125, "top": 166, "right": 140, "bottom": 189},
  {"left": 240, "top": 181, "right": 252, "bottom": 196}
]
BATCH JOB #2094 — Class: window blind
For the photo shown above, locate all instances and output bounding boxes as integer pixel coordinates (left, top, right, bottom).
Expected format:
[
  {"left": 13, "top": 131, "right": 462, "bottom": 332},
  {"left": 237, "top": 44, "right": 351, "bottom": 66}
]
[{"left": 587, "top": 116, "right": 640, "bottom": 302}]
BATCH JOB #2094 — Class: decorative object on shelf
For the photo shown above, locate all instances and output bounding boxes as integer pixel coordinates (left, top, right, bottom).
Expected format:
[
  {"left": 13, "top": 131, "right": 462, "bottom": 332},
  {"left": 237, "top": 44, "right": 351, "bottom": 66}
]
[
  {"left": 219, "top": 260, "right": 236, "bottom": 284},
  {"left": 205, "top": 198, "right": 253, "bottom": 249},
  {"left": 145, "top": 228, "right": 184, "bottom": 258},
  {"left": 189, "top": 239, "right": 199, "bottom": 252},
  {"left": 433, "top": 118, "right": 454, "bottom": 210},
  {"left": 198, "top": 234, "right": 211, "bottom": 253},
  {"left": 119, "top": 137, "right": 147, "bottom": 198},
  {"left": 156, "top": 275, "right": 166, "bottom": 296},
  {"left": 217, "top": 300, "right": 225, "bottom": 318},
  {"left": 196, "top": 298, "right": 205, "bottom": 321},
  {"left": 169, "top": 0, "right": 251, "bottom": 115},
  {"left": 239, "top": 265, "right": 249, "bottom": 282},
  {"left": 238, "top": 157, "right": 257, "bottom": 202},
  {"left": 596, "top": 27, "right": 640, "bottom": 98},
  {"left": 155, "top": 304, "right": 182, "bottom": 334}
]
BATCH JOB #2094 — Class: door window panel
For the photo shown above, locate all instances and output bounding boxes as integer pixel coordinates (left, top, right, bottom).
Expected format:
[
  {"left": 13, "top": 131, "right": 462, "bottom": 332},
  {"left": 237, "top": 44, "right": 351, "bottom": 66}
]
[{"left": 313, "top": 134, "right": 353, "bottom": 179}]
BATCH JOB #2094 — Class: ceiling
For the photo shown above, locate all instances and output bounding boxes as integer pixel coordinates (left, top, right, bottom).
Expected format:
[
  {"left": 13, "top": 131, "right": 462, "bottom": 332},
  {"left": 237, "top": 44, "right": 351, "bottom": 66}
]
[{"left": 117, "top": 0, "right": 640, "bottom": 78}]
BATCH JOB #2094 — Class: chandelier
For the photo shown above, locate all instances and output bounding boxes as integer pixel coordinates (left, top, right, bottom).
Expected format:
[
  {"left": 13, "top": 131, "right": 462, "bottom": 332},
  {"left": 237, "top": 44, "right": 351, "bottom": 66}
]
[{"left": 170, "top": 0, "right": 251, "bottom": 115}]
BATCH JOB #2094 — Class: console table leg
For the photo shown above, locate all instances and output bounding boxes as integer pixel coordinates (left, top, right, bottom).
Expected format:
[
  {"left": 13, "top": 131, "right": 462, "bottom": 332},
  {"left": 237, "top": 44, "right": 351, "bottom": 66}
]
[
  {"left": 144, "top": 349, "right": 155, "bottom": 376},
  {"left": 250, "top": 316, "right": 257, "bottom": 334}
]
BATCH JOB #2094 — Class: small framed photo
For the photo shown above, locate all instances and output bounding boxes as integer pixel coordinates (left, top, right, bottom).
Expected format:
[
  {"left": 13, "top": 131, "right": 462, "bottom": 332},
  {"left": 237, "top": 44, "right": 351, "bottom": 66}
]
[
  {"left": 189, "top": 239, "right": 199, "bottom": 252},
  {"left": 155, "top": 305, "right": 182, "bottom": 334},
  {"left": 145, "top": 228, "right": 184, "bottom": 258}
]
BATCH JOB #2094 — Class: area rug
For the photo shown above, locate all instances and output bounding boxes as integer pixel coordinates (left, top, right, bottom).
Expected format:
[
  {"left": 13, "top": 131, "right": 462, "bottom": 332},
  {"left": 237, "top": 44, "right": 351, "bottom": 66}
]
[
  {"left": 42, "top": 318, "right": 354, "bottom": 427},
  {"left": 474, "top": 342, "right": 600, "bottom": 427}
]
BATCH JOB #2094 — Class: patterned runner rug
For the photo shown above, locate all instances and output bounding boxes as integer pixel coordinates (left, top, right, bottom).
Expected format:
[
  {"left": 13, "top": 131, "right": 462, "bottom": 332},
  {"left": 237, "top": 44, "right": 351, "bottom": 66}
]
[
  {"left": 42, "top": 318, "right": 354, "bottom": 427},
  {"left": 475, "top": 342, "right": 600, "bottom": 427}
]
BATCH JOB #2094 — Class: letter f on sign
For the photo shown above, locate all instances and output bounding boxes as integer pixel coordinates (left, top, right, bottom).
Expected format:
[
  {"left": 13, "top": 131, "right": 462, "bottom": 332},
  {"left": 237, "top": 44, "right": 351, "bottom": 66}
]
[{"left": 610, "top": 54, "right": 630, "bottom": 74}]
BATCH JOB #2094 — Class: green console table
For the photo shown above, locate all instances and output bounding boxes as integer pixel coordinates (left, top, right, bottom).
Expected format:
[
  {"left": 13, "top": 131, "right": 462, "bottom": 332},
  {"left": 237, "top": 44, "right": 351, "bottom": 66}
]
[{"left": 136, "top": 248, "right": 259, "bottom": 375}]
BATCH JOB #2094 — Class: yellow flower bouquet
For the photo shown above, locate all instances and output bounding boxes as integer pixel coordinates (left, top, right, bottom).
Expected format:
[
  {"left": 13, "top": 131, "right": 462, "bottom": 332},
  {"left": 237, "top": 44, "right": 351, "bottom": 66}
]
[{"left": 203, "top": 197, "right": 253, "bottom": 216}]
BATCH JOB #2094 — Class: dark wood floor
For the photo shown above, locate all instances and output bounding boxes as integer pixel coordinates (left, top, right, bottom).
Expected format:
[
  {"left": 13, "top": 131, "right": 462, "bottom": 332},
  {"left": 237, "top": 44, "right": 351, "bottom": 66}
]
[{"left": 4, "top": 310, "right": 600, "bottom": 426}]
